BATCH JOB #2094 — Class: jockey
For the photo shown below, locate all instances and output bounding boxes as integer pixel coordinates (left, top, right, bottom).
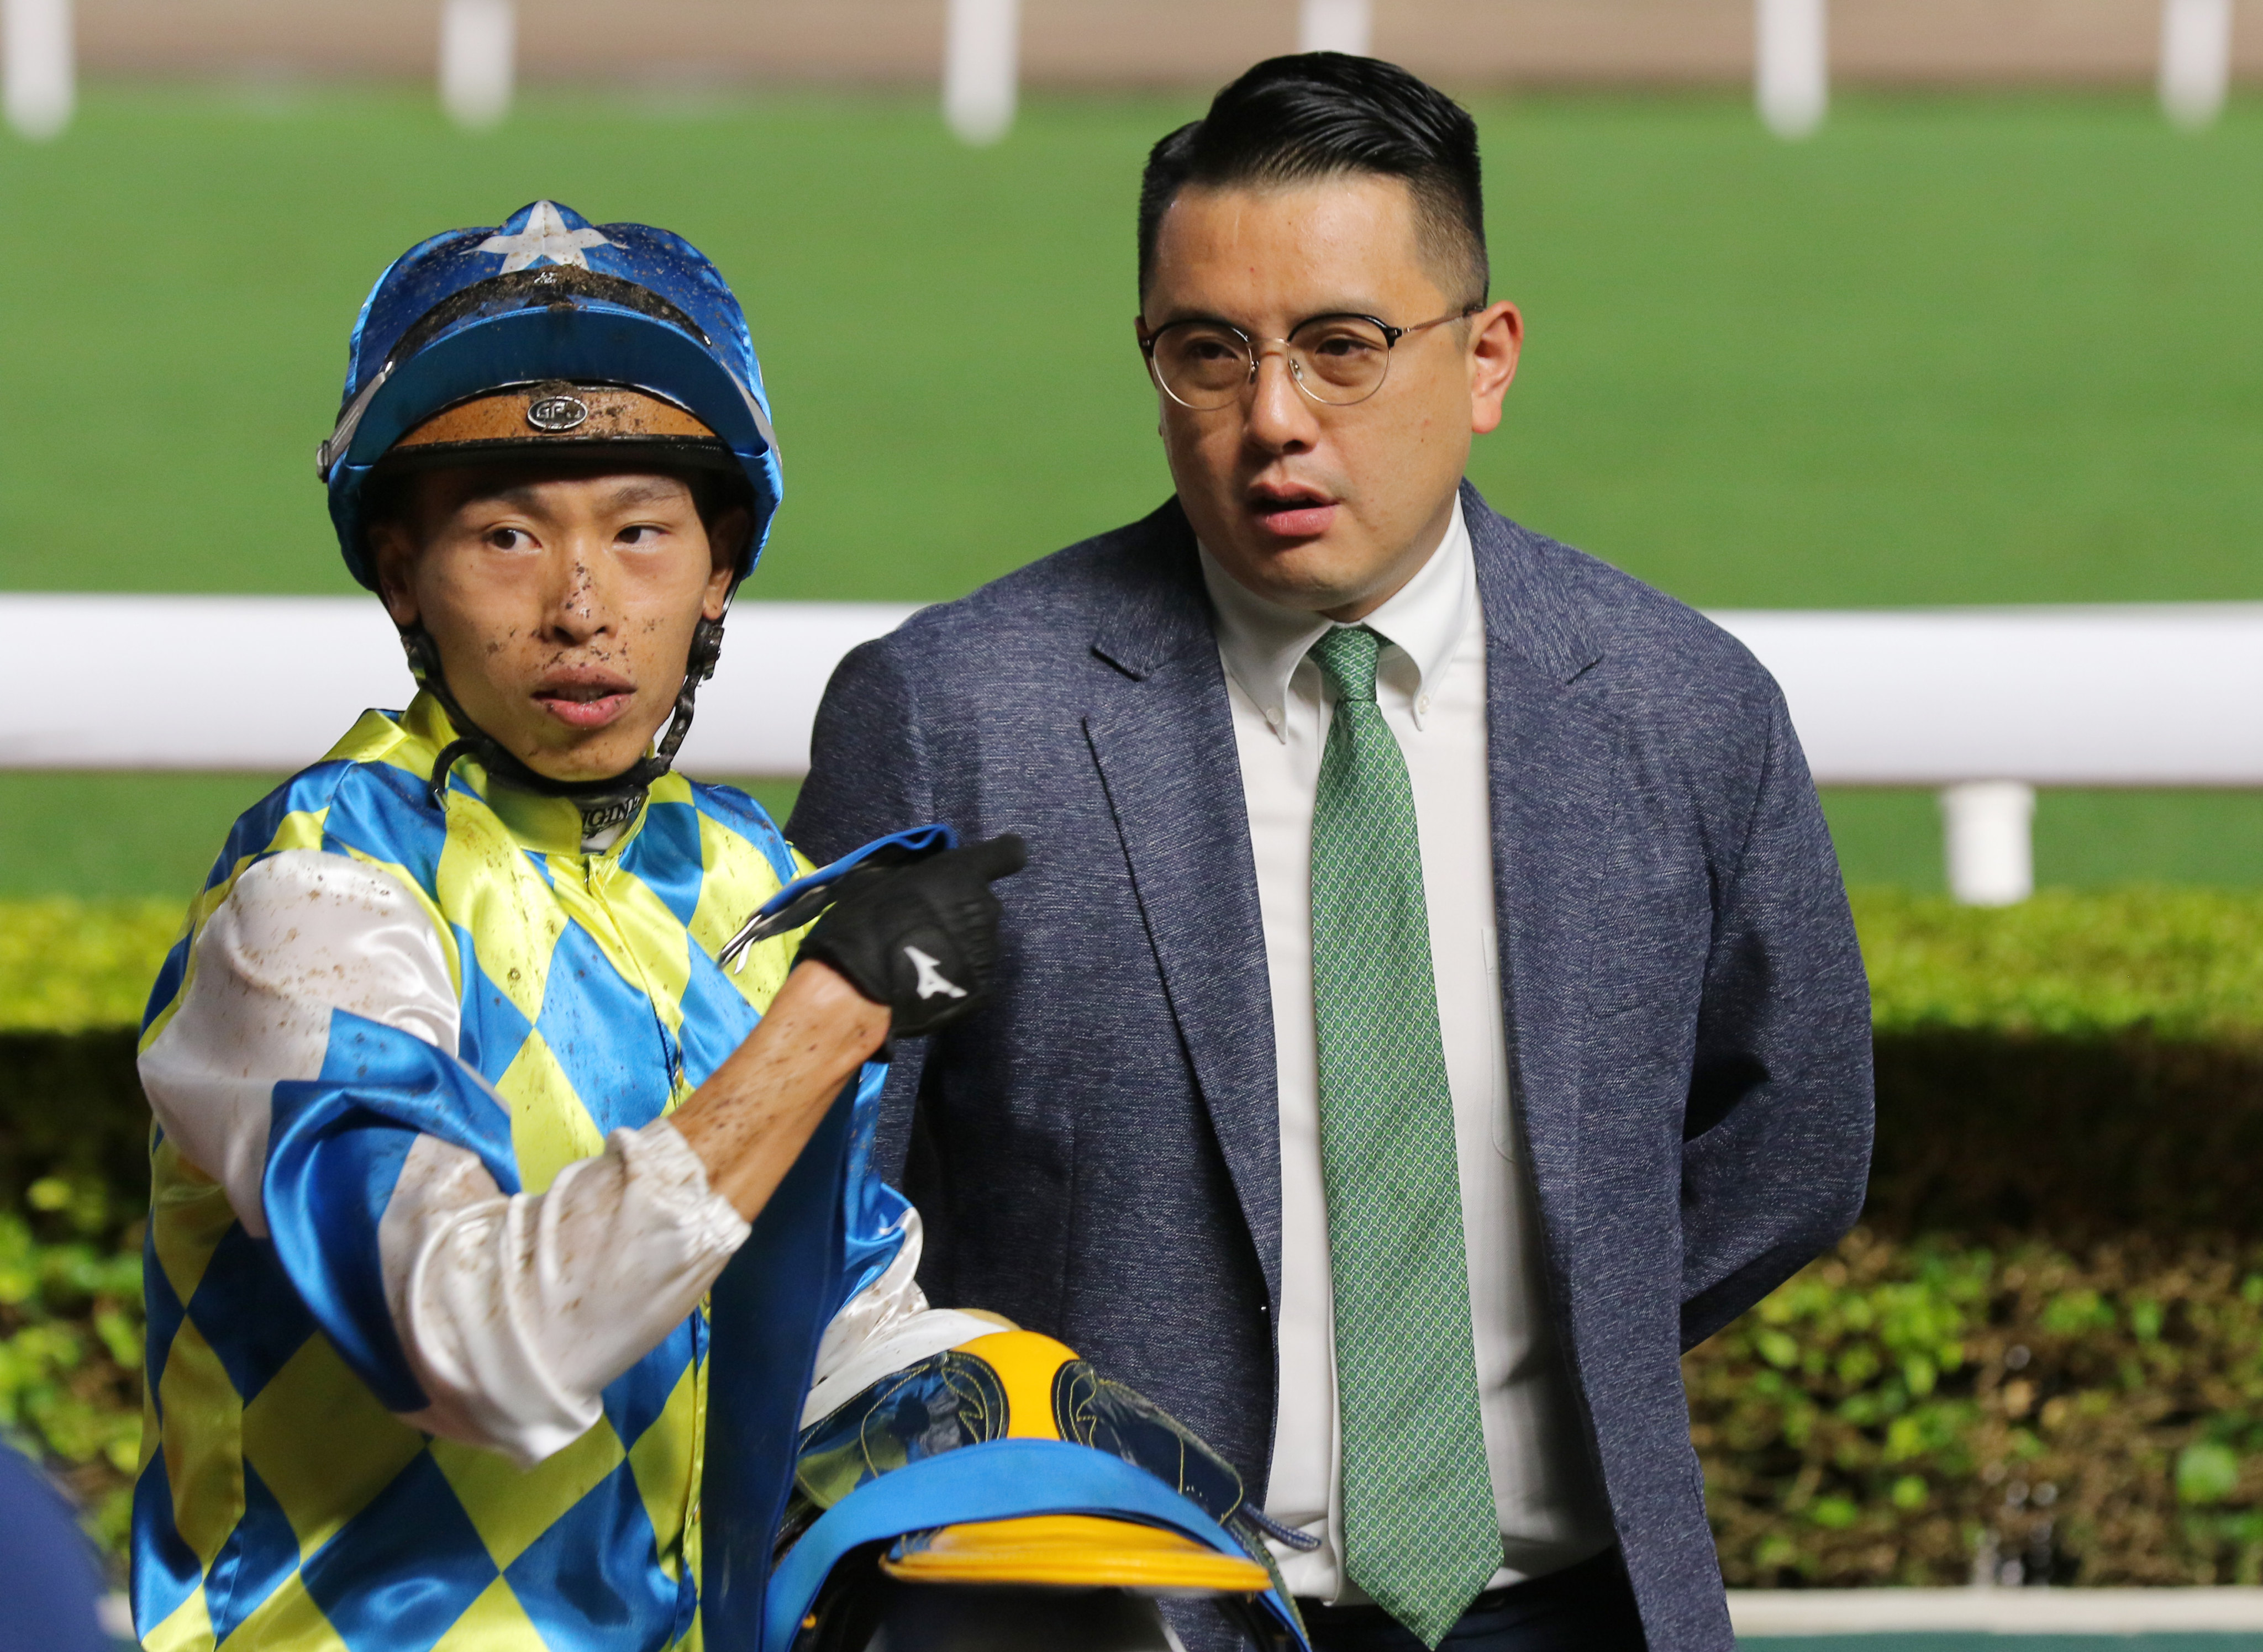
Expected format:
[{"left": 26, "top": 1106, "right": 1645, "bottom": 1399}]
[{"left": 128, "top": 200, "right": 1022, "bottom": 1652}]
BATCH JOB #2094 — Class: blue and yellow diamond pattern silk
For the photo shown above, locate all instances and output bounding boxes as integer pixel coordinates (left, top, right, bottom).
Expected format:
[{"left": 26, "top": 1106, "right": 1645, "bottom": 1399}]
[{"left": 131, "top": 692, "right": 908, "bottom": 1652}]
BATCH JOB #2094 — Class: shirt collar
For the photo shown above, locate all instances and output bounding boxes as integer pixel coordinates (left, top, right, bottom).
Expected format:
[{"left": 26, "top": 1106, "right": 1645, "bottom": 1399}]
[{"left": 1198, "top": 496, "right": 1476, "bottom": 738}]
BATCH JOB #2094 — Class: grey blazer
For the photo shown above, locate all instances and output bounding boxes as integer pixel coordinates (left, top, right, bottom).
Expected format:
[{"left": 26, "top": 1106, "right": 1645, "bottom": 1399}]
[{"left": 788, "top": 484, "right": 1873, "bottom": 1650}]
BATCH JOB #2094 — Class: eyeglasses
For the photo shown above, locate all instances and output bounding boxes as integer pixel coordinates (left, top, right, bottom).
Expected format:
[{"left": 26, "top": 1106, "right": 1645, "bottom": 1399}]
[{"left": 1139, "top": 304, "right": 1481, "bottom": 411}]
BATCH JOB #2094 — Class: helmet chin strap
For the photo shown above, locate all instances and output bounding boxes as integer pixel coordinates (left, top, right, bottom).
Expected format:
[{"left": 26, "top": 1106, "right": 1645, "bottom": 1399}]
[{"left": 404, "top": 615, "right": 727, "bottom": 841}]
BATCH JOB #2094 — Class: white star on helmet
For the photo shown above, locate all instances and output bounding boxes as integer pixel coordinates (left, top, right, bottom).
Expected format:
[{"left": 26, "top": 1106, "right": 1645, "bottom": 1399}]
[{"left": 476, "top": 200, "right": 614, "bottom": 274}]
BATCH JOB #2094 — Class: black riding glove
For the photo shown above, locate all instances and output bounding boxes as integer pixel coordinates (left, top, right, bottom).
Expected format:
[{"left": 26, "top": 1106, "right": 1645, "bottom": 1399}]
[{"left": 796, "top": 834, "right": 1027, "bottom": 1038}]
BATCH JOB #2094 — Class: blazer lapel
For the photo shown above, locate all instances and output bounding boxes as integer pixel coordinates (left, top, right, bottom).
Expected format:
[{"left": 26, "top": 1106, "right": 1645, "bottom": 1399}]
[
  {"left": 1080, "top": 512, "right": 1284, "bottom": 1307},
  {"left": 1467, "top": 486, "right": 1619, "bottom": 1285}
]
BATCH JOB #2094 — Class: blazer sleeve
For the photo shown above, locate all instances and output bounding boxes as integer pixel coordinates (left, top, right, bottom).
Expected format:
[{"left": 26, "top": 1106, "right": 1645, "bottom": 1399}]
[
  {"left": 1677, "top": 684, "right": 1875, "bottom": 1349},
  {"left": 790, "top": 635, "right": 938, "bottom": 863},
  {"left": 788, "top": 634, "right": 941, "bottom": 1181}
]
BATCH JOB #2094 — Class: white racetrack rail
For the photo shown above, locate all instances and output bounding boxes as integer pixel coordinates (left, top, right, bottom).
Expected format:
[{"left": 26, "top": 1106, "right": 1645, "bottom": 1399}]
[
  {"left": 1730, "top": 1585, "right": 2263, "bottom": 1634},
  {"left": 0, "top": 595, "right": 920, "bottom": 777},
  {"left": 10, "top": 597, "right": 2263, "bottom": 789}
]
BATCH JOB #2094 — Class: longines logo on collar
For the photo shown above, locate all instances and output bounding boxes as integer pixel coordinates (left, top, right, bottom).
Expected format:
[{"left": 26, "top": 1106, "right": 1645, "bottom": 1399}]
[
  {"left": 578, "top": 791, "right": 641, "bottom": 836},
  {"left": 526, "top": 394, "right": 591, "bottom": 432}
]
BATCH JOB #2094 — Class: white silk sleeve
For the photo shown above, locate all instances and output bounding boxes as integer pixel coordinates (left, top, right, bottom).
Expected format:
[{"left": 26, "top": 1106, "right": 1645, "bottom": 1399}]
[
  {"left": 801, "top": 1208, "right": 1011, "bottom": 1427},
  {"left": 138, "top": 849, "right": 462, "bottom": 1238},
  {"left": 136, "top": 848, "right": 755, "bottom": 1466},
  {"left": 385, "top": 1120, "right": 750, "bottom": 1467}
]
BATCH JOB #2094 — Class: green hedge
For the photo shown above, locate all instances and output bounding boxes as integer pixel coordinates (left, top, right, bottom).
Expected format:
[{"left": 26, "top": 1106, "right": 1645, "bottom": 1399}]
[
  {"left": 13, "top": 888, "right": 2263, "bottom": 1036},
  {"left": 1693, "top": 1230, "right": 2263, "bottom": 1588},
  {"left": 0, "top": 1201, "right": 141, "bottom": 1559},
  {"left": 0, "top": 897, "right": 179, "bottom": 1035},
  {"left": 18, "top": 882, "right": 2263, "bottom": 1036},
  {"left": 0, "top": 1016, "right": 151, "bottom": 1563},
  {"left": 1855, "top": 888, "right": 2263, "bottom": 1041},
  {"left": 14, "top": 890, "right": 2263, "bottom": 1576}
]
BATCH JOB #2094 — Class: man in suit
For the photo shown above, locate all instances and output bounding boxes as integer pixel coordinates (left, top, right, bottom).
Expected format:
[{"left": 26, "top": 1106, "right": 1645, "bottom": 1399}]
[{"left": 791, "top": 53, "right": 1872, "bottom": 1652}]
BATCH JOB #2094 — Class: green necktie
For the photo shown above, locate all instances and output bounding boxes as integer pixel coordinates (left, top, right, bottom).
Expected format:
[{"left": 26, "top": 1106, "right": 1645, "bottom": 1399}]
[{"left": 1308, "top": 624, "right": 1502, "bottom": 1648}]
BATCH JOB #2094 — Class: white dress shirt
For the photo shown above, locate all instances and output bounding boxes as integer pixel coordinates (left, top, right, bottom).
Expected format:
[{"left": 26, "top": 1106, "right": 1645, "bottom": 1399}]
[{"left": 1200, "top": 500, "right": 1614, "bottom": 1602}]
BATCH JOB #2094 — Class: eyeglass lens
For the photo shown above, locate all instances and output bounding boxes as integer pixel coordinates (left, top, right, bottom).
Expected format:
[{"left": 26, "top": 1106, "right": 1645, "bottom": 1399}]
[{"left": 1149, "top": 316, "right": 1395, "bottom": 409}]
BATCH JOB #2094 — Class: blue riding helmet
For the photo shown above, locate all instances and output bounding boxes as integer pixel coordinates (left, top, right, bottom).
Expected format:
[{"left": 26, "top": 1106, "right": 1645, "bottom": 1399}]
[{"left": 317, "top": 198, "right": 782, "bottom": 592}]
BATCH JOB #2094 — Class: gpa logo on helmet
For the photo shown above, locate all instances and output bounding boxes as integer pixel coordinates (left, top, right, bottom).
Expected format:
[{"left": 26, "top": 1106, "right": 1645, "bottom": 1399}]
[{"left": 525, "top": 394, "right": 591, "bottom": 432}]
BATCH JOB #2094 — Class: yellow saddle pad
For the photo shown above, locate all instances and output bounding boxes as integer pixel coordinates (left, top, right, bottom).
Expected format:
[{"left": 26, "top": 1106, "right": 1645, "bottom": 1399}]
[{"left": 881, "top": 1513, "right": 1271, "bottom": 1595}]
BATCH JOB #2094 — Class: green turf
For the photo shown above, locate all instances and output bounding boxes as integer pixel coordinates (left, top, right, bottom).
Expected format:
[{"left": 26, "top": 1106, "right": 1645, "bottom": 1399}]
[
  {"left": 1820, "top": 788, "right": 2263, "bottom": 894},
  {"left": 0, "top": 87, "right": 1192, "bottom": 601},
  {"left": 5, "top": 88, "right": 2263, "bottom": 892}
]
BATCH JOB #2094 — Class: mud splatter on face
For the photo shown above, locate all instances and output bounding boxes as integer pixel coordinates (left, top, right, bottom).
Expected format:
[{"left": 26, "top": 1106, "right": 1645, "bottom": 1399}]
[{"left": 408, "top": 467, "right": 717, "bottom": 785}]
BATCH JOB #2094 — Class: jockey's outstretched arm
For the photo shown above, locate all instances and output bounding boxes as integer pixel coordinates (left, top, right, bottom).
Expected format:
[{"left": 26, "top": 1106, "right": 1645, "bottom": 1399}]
[{"left": 141, "top": 838, "right": 1018, "bottom": 1469}]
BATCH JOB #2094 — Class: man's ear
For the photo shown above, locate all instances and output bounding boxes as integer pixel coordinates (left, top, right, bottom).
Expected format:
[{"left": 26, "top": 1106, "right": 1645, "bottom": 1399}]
[
  {"left": 370, "top": 522, "right": 422, "bottom": 629},
  {"left": 1467, "top": 299, "right": 1523, "bottom": 437},
  {"left": 703, "top": 506, "right": 750, "bottom": 619}
]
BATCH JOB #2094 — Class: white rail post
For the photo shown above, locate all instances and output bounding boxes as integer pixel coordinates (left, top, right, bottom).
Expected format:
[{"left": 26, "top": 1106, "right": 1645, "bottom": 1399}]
[
  {"left": 1300, "top": 0, "right": 1373, "bottom": 56},
  {"left": 3, "top": 0, "right": 73, "bottom": 141},
  {"left": 439, "top": 0, "right": 515, "bottom": 131},
  {"left": 2160, "top": 0, "right": 2233, "bottom": 130},
  {"left": 1940, "top": 782, "right": 2035, "bottom": 906},
  {"left": 944, "top": 0, "right": 1019, "bottom": 146},
  {"left": 1756, "top": 0, "right": 1827, "bottom": 140}
]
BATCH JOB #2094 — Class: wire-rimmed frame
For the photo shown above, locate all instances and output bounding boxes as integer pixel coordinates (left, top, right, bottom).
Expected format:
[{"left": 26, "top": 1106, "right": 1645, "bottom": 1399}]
[{"left": 1139, "top": 304, "right": 1482, "bottom": 410}]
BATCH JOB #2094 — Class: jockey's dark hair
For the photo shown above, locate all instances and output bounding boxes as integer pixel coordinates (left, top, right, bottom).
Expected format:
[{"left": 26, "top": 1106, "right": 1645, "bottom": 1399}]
[{"left": 1137, "top": 54, "right": 1487, "bottom": 305}]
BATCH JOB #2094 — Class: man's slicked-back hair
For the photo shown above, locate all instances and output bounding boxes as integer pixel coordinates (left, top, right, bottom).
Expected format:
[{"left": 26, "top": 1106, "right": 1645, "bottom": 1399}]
[{"left": 1138, "top": 54, "right": 1487, "bottom": 305}]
